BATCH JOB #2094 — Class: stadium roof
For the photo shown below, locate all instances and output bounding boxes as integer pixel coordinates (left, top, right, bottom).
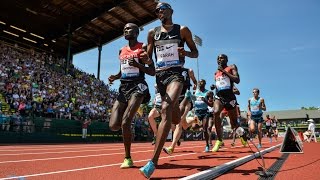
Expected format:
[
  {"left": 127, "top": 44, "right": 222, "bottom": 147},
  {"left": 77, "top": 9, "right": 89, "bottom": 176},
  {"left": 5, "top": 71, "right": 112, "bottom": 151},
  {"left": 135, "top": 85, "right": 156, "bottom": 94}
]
[{"left": 0, "top": 0, "right": 158, "bottom": 55}]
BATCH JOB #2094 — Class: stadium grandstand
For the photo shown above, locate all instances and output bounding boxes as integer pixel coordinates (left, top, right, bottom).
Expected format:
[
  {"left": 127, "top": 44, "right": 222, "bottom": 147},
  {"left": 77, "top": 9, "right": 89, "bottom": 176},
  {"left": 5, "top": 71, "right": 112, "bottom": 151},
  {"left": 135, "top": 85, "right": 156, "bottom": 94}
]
[{"left": 0, "top": 0, "right": 158, "bottom": 143}]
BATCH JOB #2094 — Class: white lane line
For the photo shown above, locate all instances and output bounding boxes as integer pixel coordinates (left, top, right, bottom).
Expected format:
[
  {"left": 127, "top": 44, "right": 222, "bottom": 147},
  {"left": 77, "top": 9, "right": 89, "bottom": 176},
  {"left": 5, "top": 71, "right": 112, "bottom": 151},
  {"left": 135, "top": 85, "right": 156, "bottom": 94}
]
[
  {"left": 0, "top": 140, "right": 274, "bottom": 164},
  {"left": 0, "top": 145, "right": 206, "bottom": 164},
  {"left": 0, "top": 152, "right": 197, "bottom": 180},
  {"left": 0, "top": 142, "right": 204, "bottom": 156},
  {"left": 0, "top": 142, "right": 203, "bottom": 152},
  {"left": 0, "top": 143, "right": 151, "bottom": 151}
]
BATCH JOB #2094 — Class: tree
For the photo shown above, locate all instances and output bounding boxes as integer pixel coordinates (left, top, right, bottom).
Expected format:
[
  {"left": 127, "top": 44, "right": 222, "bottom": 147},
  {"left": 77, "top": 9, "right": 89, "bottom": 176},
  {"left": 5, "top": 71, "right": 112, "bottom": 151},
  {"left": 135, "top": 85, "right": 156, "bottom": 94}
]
[{"left": 301, "top": 106, "right": 319, "bottom": 110}]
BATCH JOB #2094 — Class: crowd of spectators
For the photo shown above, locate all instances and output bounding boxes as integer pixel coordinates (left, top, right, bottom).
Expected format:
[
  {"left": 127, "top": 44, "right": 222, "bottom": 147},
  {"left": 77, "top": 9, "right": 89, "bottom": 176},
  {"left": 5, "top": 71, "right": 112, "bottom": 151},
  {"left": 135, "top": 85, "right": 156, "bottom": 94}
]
[{"left": 0, "top": 42, "right": 118, "bottom": 132}]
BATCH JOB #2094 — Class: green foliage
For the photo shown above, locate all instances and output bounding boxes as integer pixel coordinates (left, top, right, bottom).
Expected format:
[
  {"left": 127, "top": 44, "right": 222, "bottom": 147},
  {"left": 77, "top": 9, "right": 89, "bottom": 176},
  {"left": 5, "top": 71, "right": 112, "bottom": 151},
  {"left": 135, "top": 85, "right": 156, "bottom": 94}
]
[{"left": 301, "top": 106, "right": 319, "bottom": 110}]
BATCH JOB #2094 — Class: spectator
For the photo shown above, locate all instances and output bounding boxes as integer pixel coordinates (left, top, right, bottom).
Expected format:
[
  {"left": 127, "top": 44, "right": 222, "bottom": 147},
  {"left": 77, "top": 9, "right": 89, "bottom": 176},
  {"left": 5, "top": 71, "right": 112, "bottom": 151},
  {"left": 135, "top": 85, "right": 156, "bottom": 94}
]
[
  {"left": 303, "top": 119, "right": 316, "bottom": 142},
  {"left": 82, "top": 117, "right": 91, "bottom": 139}
]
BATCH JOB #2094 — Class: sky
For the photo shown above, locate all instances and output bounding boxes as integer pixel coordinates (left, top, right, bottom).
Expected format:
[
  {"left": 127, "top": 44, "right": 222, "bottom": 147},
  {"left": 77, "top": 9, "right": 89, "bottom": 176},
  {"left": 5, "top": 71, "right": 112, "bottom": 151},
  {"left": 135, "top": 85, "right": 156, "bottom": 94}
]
[{"left": 73, "top": 0, "right": 320, "bottom": 112}]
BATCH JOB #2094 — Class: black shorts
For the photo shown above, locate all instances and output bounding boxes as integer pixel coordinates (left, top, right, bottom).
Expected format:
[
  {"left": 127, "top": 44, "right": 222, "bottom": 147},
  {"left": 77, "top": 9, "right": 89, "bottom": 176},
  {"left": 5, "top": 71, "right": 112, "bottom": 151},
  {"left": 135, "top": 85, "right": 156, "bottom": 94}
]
[
  {"left": 215, "top": 92, "right": 237, "bottom": 111},
  {"left": 117, "top": 80, "right": 150, "bottom": 104},
  {"left": 156, "top": 67, "right": 184, "bottom": 97},
  {"left": 195, "top": 109, "right": 209, "bottom": 121}
]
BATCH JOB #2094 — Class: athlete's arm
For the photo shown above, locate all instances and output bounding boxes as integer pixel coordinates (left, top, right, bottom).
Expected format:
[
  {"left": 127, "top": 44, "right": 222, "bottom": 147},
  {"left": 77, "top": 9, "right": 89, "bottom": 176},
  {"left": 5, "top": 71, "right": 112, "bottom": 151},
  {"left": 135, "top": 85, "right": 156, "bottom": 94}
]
[
  {"left": 180, "top": 26, "right": 198, "bottom": 58},
  {"left": 188, "top": 69, "right": 197, "bottom": 91},
  {"left": 220, "top": 64, "right": 240, "bottom": 84},
  {"left": 128, "top": 57, "right": 155, "bottom": 76},
  {"left": 147, "top": 29, "right": 155, "bottom": 64},
  {"left": 260, "top": 98, "right": 266, "bottom": 111},
  {"left": 108, "top": 50, "right": 122, "bottom": 84},
  {"left": 247, "top": 99, "right": 251, "bottom": 116},
  {"left": 140, "top": 44, "right": 153, "bottom": 65},
  {"left": 233, "top": 85, "right": 240, "bottom": 95}
]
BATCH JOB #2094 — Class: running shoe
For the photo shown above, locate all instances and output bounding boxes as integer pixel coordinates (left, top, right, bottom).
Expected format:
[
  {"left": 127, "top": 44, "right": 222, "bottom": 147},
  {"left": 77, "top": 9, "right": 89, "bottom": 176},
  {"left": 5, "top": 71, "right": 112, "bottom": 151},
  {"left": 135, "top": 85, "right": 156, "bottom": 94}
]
[
  {"left": 204, "top": 145, "right": 210, "bottom": 152},
  {"left": 240, "top": 131, "right": 248, "bottom": 146},
  {"left": 140, "top": 160, "right": 155, "bottom": 179},
  {"left": 163, "top": 147, "right": 174, "bottom": 155},
  {"left": 240, "top": 137, "right": 248, "bottom": 147},
  {"left": 120, "top": 158, "right": 133, "bottom": 169},
  {"left": 212, "top": 140, "right": 223, "bottom": 152},
  {"left": 257, "top": 144, "right": 262, "bottom": 149},
  {"left": 231, "top": 142, "right": 235, "bottom": 147}
]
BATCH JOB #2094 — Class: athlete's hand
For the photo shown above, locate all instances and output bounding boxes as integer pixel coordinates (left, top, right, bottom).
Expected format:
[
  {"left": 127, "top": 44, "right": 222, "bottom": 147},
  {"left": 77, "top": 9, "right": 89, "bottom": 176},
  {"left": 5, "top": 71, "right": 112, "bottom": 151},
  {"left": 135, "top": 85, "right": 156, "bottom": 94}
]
[
  {"left": 140, "top": 50, "right": 152, "bottom": 65},
  {"left": 193, "top": 84, "right": 197, "bottom": 91},
  {"left": 108, "top": 75, "right": 117, "bottom": 85},
  {"left": 178, "top": 47, "right": 186, "bottom": 57},
  {"left": 128, "top": 58, "right": 139, "bottom": 67}
]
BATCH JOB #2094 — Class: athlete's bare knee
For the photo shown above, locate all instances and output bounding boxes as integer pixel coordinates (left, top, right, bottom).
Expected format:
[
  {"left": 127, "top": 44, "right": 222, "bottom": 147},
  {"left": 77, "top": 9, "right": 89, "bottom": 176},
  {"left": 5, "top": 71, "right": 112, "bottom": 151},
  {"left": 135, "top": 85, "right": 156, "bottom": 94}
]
[{"left": 109, "top": 122, "right": 120, "bottom": 131}]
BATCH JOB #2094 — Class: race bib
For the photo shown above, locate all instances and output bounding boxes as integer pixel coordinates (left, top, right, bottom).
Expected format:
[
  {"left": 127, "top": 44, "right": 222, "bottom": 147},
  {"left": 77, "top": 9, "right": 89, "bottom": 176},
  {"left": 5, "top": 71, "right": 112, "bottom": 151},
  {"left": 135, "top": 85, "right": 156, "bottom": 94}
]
[
  {"left": 121, "top": 58, "right": 140, "bottom": 78},
  {"left": 155, "top": 93, "right": 162, "bottom": 106},
  {"left": 216, "top": 74, "right": 231, "bottom": 90},
  {"left": 155, "top": 43, "right": 180, "bottom": 69}
]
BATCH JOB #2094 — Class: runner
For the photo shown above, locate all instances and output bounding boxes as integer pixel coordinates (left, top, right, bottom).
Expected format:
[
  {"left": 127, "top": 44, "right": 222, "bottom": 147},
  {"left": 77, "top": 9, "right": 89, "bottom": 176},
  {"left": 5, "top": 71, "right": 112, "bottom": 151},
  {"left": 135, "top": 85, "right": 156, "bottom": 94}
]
[
  {"left": 147, "top": 84, "right": 162, "bottom": 145},
  {"left": 193, "top": 79, "right": 214, "bottom": 152},
  {"left": 218, "top": 85, "right": 240, "bottom": 147},
  {"left": 108, "top": 23, "right": 155, "bottom": 169},
  {"left": 212, "top": 54, "right": 248, "bottom": 152},
  {"left": 248, "top": 88, "right": 267, "bottom": 148},
  {"left": 265, "top": 114, "right": 272, "bottom": 143},
  {"left": 271, "top": 115, "right": 278, "bottom": 142},
  {"left": 139, "top": 2, "right": 199, "bottom": 179}
]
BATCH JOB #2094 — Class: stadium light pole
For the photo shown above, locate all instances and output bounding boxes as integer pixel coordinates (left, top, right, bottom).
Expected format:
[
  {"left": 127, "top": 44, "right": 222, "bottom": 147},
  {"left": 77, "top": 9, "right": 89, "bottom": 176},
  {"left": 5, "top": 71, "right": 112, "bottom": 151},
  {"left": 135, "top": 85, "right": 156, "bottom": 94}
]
[{"left": 193, "top": 34, "right": 202, "bottom": 81}]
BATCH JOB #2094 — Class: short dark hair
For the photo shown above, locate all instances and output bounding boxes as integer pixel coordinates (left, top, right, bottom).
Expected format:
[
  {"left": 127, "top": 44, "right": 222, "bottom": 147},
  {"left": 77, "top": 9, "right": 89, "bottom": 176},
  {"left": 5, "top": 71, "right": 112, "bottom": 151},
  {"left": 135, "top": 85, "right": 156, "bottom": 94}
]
[
  {"left": 200, "top": 79, "right": 206, "bottom": 84},
  {"left": 124, "top": 23, "right": 139, "bottom": 35},
  {"left": 253, "top": 88, "right": 260, "bottom": 94},
  {"left": 210, "top": 84, "right": 215, "bottom": 90},
  {"left": 217, "top": 54, "right": 228, "bottom": 61}
]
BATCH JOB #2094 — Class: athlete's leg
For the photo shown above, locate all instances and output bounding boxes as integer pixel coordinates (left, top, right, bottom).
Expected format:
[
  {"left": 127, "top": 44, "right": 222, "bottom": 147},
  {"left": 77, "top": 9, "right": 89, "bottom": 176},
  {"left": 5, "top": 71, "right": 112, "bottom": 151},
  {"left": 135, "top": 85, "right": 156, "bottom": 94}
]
[
  {"left": 148, "top": 108, "right": 160, "bottom": 137},
  {"left": 207, "top": 114, "right": 214, "bottom": 146},
  {"left": 109, "top": 100, "right": 127, "bottom": 131},
  {"left": 213, "top": 100, "right": 224, "bottom": 141},
  {"left": 152, "top": 81, "right": 183, "bottom": 165},
  {"left": 169, "top": 98, "right": 191, "bottom": 150},
  {"left": 257, "top": 122, "right": 263, "bottom": 146},
  {"left": 121, "top": 95, "right": 144, "bottom": 160},
  {"left": 212, "top": 100, "right": 224, "bottom": 151}
]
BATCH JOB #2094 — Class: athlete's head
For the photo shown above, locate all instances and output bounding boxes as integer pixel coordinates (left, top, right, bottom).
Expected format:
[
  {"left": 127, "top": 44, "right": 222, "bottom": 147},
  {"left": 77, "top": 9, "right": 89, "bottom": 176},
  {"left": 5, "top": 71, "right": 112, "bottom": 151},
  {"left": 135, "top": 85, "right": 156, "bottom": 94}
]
[
  {"left": 217, "top": 54, "right": 228, "bottom": 66},
  {"left": 155, "top": 2, "right": 173, "bottom": 23},
  {"left": 252, "top": 88, "right": 260, "bottom": 97},
  {"left": 266, "top": 114, "right": 269, "bottom": 118},
  {"left": 199, "top": 79, "right": 206, "bottom": 88},
  {"left": 210, "top": 84, "right": 216, "bottom": 90},
  {"left": 123, "top": 23, "right": 139, "bottom": 40}
]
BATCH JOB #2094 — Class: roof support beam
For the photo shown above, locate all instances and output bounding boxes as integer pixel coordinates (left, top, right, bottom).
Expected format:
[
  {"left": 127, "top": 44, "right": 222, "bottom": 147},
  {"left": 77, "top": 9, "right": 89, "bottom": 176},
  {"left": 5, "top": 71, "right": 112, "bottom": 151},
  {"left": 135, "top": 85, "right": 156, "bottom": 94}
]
[
  {"left": 97, "top": 18, "right": 119, "bottom": 31},
  {"left": 117, "top": 6, "right": 141, "bottom": 23},
  {"left": 108, "top": 12, "right": 127, "bottom": 26},
  {"left": 131, "top": 0, "right": 156, "bottom": 17}
]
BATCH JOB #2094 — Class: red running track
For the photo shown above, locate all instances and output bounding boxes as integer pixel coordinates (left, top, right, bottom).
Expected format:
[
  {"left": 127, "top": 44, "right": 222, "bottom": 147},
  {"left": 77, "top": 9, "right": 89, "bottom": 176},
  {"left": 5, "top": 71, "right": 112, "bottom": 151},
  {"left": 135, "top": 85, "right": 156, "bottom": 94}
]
[{"left": 0, "top": 138, "right": 315, "bottom": 180}]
